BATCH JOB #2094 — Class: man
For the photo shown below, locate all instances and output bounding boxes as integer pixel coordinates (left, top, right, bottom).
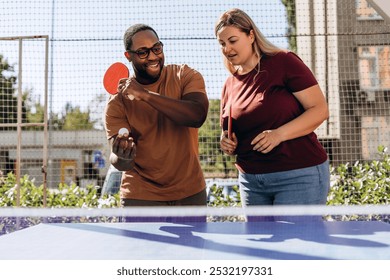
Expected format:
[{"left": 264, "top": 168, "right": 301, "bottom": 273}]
[{"left": 104, "top": 24, "right": 209, "bottom": 208}]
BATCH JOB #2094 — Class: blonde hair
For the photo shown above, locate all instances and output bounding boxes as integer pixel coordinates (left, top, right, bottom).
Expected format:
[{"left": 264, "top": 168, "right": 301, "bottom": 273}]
[{"left": 215, "top": 8, "right": 281, "bottom": 74}]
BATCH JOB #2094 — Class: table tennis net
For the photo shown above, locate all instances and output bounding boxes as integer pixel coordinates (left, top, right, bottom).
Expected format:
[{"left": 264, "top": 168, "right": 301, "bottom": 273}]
[{"left": 1, "top": 205, "right": 389, "bottom": 236}]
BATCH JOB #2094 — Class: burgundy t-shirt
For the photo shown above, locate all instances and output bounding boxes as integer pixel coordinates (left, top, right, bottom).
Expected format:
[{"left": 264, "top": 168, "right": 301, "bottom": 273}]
[{"left": 220, "top": 51, "right": 328, "bottom": 174}]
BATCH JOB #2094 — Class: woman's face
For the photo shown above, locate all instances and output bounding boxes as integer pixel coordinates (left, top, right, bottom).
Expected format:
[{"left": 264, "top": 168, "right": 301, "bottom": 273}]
[{"left": 217, "top": 25, "right": 254, "bottom": 67}]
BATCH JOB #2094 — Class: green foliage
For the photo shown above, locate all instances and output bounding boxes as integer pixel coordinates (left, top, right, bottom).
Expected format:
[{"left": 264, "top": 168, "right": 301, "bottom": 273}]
[
  {"left": 327, "top": 145, "right": 390, "bottom": 206},
  {"left": 0, "top": 173, "right": 120, "bottom": 234},
  {"left": 0, "top": 54, "right": 25, "bottom": 129},
  {"left": 1, "top": 146, "right": 389, "bottom": 225},
  {"left": 62, "top": 103, "right": 95, "bottom": 130},
  {"left": 0, "top": 172, "right": 119, "bottom": 208},
  {"left": 206, "top": 146, "right": 389, "bottom": 221},
  {"left": 1, "top": 53, "right": 96, "bottom": 131},
  {"left": 207, "top": 184, "right": 241, "bottom": 208},
  {"left": 24, "top": 98, "right": 97, "bottom": 131},
  {"left": 199, "top": 99, "right": 237, "bottom": 177},
  {"left": 281, "top": 0, "right": 297, "bottom": 52},
  {"left": 26, "top": 101, "right": 45, "bottom": 127},
  {"left": 207, "top": 184, "right": 243, "bottom": 222},
  {"left": 326, "top": 146, "right": 390, "bottom": 221}
]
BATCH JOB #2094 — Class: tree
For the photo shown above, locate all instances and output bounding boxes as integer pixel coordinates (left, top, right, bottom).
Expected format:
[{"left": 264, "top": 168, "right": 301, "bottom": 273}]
[
  {"left": 24, "top": 92, "right": 44, "bottom": 130},
  {"left": 87, "top": 92, "right": 108, "bottom": 130},
  {"left": 24, "top": 95, "right": 97, "bottom": 131},
  {"left": 1, "top": 54, "right": 97, "bottom": 131},
  {"left": 61, "top": 102, "right": 95, "bottom": 130},
  {"left": 199, "top": 99, "right": 236, "bottom": 178},
  {"left": 0, "top": 54, "right": 27, "bottom": 130},
  {"left": 281, "top": 0, "right": 297, "bottom": 52}
]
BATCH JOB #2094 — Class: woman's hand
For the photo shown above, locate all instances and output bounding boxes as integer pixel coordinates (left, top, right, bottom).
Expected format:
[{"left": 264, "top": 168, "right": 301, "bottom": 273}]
[
  {"left": 251, "top": 130, "right": 282, "bottom": 154},
  {"left": 220, "top": 130, "right": 238, "bottom": 155}
]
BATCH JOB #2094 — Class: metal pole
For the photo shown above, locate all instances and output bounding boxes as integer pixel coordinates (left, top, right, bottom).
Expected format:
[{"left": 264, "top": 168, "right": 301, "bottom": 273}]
[
  {"left": 42, "top": 36, "right": 50, "bottom": 207},
  {"left": 16, "top": 38, "right": 23, "bottom": 207}
]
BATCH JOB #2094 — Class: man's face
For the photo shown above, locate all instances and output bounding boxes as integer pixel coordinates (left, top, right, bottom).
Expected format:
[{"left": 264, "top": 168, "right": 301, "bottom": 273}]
[{"left": 125, "top": 30, "right": 164, "bottom": 84}]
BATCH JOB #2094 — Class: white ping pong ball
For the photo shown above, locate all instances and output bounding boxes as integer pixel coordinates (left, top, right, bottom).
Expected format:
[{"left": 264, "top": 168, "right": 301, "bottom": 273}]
[{"left": 118, "top": 128, "right": 129, "bottom": 136}]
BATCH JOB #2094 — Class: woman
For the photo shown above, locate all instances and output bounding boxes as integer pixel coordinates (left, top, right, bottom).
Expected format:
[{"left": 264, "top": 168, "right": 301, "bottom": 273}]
[{"left": 215, "top": 8, "right": 330, "bottom": 210}]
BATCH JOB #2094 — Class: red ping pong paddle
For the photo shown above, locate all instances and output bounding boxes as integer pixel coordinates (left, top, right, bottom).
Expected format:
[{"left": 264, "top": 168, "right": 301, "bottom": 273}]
[
  {"left": 103, "top": 62, "right": 135, "bottom": 100},
  {"left": 103, "top": 62, "right": 129, "bottom": 95},
  {"left": 227, "top": 104, "right": 232, "bottom": 140}
]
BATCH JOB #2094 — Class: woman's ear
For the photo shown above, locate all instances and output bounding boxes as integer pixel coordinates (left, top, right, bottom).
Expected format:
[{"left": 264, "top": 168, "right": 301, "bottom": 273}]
[
  {"left": 124, "top": 51, "right": 131, "bottom": 62},
  {"left": 249, "top": 30, "right": 255, "bottom": 43}
]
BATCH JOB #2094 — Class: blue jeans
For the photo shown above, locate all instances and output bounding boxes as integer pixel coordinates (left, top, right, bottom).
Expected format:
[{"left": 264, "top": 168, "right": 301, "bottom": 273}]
[{"left": 239, "top": 160, "right": 330, "bottom": 206}]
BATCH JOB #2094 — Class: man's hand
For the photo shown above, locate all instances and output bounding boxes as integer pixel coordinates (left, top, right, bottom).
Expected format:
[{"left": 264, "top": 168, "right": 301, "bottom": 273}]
[
  {"left": 112, "top": 133, "right": 136, "bottom": 161},
  {"left": 118, "top": 77, "right": 146, "bottom": 101}
]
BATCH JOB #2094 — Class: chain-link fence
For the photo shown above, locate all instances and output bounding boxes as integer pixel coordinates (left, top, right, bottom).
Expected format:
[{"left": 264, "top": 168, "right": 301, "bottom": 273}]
[{"left": 1, "top": 0, "right": 389, "bottom": 189}]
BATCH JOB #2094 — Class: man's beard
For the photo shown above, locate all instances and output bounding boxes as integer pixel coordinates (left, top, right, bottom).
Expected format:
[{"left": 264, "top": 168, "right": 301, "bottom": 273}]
[{"left": 136, "top": 66, "right": 161, "bottom": 84}]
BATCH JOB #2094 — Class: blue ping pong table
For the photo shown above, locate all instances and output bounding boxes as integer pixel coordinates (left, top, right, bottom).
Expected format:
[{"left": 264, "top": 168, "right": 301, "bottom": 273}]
[{"left": 0, "top": 218, "right": 389, "bottom": 260}]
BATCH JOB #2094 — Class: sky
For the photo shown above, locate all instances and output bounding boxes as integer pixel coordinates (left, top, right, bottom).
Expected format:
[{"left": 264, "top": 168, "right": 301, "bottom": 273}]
[{"left": 0, "top": 0, "right": 289, "bottom": 126}]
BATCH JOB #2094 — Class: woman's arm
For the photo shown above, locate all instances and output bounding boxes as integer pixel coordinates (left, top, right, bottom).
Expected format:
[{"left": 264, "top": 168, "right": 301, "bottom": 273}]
[{"left": 251, "top": 84, "right": 329, "bottom": 153}]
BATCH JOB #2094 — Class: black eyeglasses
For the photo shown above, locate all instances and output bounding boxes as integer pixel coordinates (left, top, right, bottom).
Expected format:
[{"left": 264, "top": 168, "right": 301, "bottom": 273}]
[{"left": 127, "top": 41, "right": 164, "bottom": 59}]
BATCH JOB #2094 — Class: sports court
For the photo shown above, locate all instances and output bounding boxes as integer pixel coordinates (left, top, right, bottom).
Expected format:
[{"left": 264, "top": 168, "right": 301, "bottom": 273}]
[
  {"left": 1, "top": 206, "right": 389, "bottom": 260},
  {"left": 0, "top": 1, "right": 389, "bottom": 278}
]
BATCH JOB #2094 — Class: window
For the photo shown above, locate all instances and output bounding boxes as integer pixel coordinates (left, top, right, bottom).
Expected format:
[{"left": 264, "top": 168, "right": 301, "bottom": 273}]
[
  {"left": 358, "top": 46, "right": 390, "bottom": 90},
  {"left": 356, "top": 0, "right": 383, "bottom": 20}
]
